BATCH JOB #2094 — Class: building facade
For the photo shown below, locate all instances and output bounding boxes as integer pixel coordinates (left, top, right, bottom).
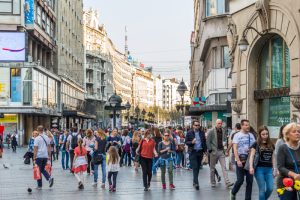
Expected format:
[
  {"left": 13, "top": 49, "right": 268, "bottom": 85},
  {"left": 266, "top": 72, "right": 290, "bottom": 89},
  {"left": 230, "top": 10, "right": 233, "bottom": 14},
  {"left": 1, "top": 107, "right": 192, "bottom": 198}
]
[
  {"left": 228, "top": 0, "right": 300, "bottom": 138},
  {"left": 162, "top": 78, "right": 180, "bottom": 111},
  {"left": 0, "top": 0, "right": 61, "bottom": 145},
  {"left": 83, "top": 9, "right": 114, "bottom": 128},
  {"left": 190, "top": 0, "right": 232, "bottom": 128}
]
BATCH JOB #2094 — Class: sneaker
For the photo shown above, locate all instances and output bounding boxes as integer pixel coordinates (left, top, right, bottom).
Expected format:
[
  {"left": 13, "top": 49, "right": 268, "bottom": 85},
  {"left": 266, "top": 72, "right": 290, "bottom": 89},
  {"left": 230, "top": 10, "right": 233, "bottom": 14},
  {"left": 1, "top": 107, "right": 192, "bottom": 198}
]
[
  {"left": 92, "top": 182, "right": 97, "bottom": 187},
  {"left": 170, "top": 184, "right": 175, "bottom": 190},
  {"left": 226, "top": 182, "right": 234, "bottom": 188},
  {"left": 78, "top": 181, "right": 84, "bottom": 189},
  {"left": 211, "top": 183, "right": 216, "bottom": 188},
  {"left": 217, "top": 176, "right": 221, "bottom": 182},
  {"left": 147, "top": 182, "right": 150, "bottom": 189},
  {"left": 144, "top": 187, "right": 149, "bottom": 191},
  {"left": 101, "top": 183, "right": 105, "bottom": 189},
  {"left": 49, "top": 177, "right": 54, "bottom": 188},
  {"left": 230, "top": 190, "right": 236, "bottom": 200},
  {"left": 109, "top": 185, "right": 113, "bottom": 192},
  {"left": 112, "top": 188, "right": 116, "bottom": 192},
  {"left": 162, "top": 184, "right": 166, "bottom": 189},
  {"left": 36, "top": 186, "right": 42, "bottom": 190}
]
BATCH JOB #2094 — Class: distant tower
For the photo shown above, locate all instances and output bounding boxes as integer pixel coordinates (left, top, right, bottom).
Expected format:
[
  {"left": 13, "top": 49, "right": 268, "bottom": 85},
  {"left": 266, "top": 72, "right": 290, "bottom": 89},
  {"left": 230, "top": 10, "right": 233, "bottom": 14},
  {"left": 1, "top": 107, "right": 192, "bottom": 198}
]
[{"left": 125, "top": 26, "right": 128, "bottom": 58}]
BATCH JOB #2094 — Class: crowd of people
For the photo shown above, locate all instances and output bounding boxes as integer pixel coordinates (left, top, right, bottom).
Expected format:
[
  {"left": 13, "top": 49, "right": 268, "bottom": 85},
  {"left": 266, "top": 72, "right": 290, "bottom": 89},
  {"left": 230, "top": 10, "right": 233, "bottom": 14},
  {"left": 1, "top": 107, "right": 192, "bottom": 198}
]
[{"left": 1, "top": 119, "right": 300, "bottom": 200}]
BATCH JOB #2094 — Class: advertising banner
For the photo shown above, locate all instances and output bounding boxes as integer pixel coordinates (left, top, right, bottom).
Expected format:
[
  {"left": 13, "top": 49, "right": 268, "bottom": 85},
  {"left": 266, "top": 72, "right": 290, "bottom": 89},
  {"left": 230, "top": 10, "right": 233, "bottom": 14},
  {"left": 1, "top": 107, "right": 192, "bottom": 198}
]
[
  {"left": 0, "top": 32, "right": 26, "bottom": 62},
  {"left": 25, "top": 0, "right": 34, "bottom": 26}
]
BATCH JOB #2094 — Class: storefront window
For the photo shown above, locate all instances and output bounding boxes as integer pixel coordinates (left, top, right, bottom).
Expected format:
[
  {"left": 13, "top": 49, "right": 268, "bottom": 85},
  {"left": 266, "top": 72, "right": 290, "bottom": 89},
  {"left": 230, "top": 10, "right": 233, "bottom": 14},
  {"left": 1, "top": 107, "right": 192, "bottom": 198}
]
[
  {"left": 11, "top": 68, "right": 21, "bottom": 102},
  {"left": 259, "top": 36, "right": 290, "bottom": 89},
  {"left": 22, "top": 68, "right": 32, "bottom": 105}
]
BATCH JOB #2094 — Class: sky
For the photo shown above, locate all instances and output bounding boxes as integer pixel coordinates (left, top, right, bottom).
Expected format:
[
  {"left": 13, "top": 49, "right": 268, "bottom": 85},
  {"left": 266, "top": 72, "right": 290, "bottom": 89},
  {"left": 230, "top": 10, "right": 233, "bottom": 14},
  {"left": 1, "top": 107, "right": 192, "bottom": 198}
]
[{"left": 83, "top": 0, "right": 193, "bottom": 83}]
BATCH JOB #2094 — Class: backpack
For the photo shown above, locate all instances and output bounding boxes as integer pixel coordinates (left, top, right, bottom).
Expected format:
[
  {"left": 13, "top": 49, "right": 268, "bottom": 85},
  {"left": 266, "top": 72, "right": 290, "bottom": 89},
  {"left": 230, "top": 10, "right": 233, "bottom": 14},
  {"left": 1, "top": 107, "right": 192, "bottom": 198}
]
[{"left": 71, "top": 134, "right": 78, "bottom": 149}]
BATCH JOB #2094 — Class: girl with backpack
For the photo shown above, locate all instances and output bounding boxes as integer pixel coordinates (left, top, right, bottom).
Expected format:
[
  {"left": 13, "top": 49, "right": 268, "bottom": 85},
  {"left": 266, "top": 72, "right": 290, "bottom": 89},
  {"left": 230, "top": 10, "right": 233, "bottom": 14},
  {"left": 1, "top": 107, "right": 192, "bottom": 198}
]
[
  {"left": 93, "top": 129, "right": 107, "bottom": 188},
  {"left": 120, "top": 129, "right": 131, "bottom": 167},
  {"left": 249, "top": 126, "right": 276, "bottom": 200},
  {"left": 132, "top": 131, "right": 141, "bottom": 172},
  {"left": 83, "top": 129, "right": 96, "bottom": 174},
  {"left": 107, "top": 146, "right": 120, "bottom": 192},
  {"left": 73, "top": 138, "right": 88, "bottom": 189},
  {"left": 158, "top": 131, "right": 176, "bottom": 190}
]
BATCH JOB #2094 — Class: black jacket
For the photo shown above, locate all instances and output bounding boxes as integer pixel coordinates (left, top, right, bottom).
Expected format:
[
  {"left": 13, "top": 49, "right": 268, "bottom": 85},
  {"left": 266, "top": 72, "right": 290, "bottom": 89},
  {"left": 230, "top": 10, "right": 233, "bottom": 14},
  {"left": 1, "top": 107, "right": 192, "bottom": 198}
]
[{"left": 185, "top": 129, "right": 207, "bottom": 153}]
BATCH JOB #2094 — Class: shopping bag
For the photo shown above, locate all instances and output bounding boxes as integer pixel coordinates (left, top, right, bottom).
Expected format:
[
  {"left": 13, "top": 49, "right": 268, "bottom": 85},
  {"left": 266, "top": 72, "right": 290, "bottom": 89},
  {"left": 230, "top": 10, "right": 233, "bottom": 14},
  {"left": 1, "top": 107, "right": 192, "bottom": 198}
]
[
  {"left": 33, "top": 165, "right": 41, "bottom": 180},
  {"left": 45, "top": 162, "right": 52, "bottom": 176},
  {"left": 202, "top": 154, "right": 209, "bottom": 165}
]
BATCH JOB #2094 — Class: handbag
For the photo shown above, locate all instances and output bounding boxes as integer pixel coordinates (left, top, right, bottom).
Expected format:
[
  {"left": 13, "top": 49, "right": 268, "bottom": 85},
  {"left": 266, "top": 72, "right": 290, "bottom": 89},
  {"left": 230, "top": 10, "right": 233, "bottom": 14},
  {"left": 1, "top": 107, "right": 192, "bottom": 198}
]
[
  {"left": 202, "top": 154, "right": 209, "bottom": 165},
  {"left": 135, "top": 139, "right": 144, "bottom": 163},
  {"left": 244, "top": 144, "right": 260, "bottom": 170},
  {"left": 45, "top": 161, "right": 52, "bottom": 176},
  {"left": 33, "top": 165, "right": 41, "bottom": 180},
  {"left": 93, "top": 151, "right": 104, "bottom": 165}
]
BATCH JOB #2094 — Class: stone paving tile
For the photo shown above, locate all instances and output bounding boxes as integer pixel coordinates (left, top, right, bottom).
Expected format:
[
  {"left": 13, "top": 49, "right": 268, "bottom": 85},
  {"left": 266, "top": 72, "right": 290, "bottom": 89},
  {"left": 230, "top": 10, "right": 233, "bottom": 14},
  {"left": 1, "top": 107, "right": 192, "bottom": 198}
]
[{"left": 0, "top": 147, "right": 279, "bottom": 200}]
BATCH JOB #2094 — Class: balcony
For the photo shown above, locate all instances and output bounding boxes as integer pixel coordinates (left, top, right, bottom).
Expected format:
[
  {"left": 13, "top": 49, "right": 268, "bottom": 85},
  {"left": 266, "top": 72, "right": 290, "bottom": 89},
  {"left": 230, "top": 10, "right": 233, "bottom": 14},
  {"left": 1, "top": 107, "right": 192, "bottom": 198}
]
[
  {"left": 86, "top": 78, "right": 94, "bottom": 85},
  {"left": 86, "top": 64, "right": 94, "bottom": 71}
]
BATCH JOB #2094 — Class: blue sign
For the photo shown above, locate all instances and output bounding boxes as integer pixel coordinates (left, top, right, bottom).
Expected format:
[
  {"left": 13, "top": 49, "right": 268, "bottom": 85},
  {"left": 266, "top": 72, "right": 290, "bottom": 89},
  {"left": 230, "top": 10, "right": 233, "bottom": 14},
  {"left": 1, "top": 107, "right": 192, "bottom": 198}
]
[
  {"left": 25, "top": 0, "right": 34, "bottom": 25},
  {"left": 11, "top": 76, "right": 21, "bottom": 102}
]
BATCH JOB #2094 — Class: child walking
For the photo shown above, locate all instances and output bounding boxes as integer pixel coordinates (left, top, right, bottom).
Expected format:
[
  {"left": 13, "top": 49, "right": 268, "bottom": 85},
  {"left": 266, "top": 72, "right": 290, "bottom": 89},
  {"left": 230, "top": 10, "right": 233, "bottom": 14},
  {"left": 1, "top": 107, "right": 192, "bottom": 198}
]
[
  {"left": 107, "top": 146, "right": 120, "bottom": 192},
  {"left": 73, "top": 138, "right": 88, "bottom": 189}
]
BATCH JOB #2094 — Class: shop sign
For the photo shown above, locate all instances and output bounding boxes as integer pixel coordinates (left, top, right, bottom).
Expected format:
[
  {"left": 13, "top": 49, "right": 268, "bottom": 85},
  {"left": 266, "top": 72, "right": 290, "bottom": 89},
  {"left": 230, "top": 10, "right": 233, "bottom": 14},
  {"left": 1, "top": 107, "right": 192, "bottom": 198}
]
[
  {"left": 0, "top": 114, "right": 18, "bottom": 123},
  {"left": 268, "top": 97, "right": 290, "bottom": 126}
]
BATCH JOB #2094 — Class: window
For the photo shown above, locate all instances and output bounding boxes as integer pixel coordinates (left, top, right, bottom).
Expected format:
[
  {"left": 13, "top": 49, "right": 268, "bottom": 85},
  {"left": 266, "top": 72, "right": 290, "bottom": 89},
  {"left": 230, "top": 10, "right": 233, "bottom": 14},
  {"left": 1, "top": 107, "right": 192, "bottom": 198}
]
[
  {"left": 211, "top": 47, "right": 217, "bottom": 68},
  {"left": 259, "top": 36, "right": 290, "bottom": 89},
  {"left": 36, "top": 6, "right": 41, "bottom": 25},
  {"left": 206, "top": 0, "right": 229, "bottom": 17},
  {"left": 0, "top": 0, "right": 12, "bottom": 13},
  {"left": 46, "top": 17, "right": 50, "bottom": 35},
  {"left": 222, "top": 46, "right": 229, "bottom": 68},
  {"left": 42, "top": 11, "right": 46, "bottom": 30},
  {"left": 11, "top": 68, "right": 21, "bottom": 102}
]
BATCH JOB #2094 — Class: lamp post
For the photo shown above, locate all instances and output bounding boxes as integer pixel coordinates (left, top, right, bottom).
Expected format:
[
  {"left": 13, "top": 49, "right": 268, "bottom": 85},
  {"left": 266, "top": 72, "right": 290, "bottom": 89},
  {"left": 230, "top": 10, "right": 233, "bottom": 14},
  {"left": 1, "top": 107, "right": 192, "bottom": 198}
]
[
  {"left": 125, "top": 101, "right": 131, "bottom": 126},
  {"left": 135, "top": 106, "right": 140, "bottom": 128},
  {"left": 238, "top": 26, "right": 268, "bottom": 51},
  {"left": 177, "top": 78, "right": 188, "bottom": 127},
  {"left": 104, "top": 92, "right": 124, "bottom": 129}
]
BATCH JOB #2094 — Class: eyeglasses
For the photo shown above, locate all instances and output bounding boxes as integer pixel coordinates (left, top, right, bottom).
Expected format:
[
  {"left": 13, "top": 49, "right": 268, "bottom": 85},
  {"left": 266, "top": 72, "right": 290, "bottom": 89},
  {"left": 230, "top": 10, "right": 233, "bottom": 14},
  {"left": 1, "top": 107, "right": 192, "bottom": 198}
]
[{"left": 164, "top": 135, "right": 169, "bottom": 137}]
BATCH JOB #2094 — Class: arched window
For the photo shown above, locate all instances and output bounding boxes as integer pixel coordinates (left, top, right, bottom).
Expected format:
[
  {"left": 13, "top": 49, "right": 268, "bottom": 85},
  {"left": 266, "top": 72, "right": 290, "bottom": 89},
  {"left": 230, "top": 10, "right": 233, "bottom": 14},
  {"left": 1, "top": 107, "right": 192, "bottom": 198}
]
[
  {"left": 259, "top": 36, "right": 290, "bottom": 89},
  {"left": 259, "top": 36, "right": 290, "bottom": 137}
]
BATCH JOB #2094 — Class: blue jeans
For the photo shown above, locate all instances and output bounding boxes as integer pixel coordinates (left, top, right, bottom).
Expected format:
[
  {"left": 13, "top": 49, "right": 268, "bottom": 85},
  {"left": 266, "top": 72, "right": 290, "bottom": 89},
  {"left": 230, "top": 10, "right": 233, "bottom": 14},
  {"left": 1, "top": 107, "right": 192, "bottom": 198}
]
[
  {"left": 255, "top": 167, "right": 273, "bottom": 200},
  {"left": 152, "top": 157, "right": 159, "bottom": 174},
  {"left": 61, "top": 150, "right": 69, "bottom": 169},
  {"left": 231, "top": 163, "right": 253, "bottom": 200},
  {"left": 94, "top": 157, "right": 106, "bottom": 184},
  {"left": 176, "top": 152, "right": 183, "bottom": 166},
  {"left": 36, "top": 158, "right": 51, "bottom": 187}
]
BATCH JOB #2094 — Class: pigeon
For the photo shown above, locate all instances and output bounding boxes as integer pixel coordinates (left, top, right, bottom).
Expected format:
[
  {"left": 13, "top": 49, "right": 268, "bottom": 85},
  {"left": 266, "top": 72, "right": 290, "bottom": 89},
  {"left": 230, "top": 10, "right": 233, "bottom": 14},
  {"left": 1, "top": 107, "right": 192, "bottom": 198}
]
[
  {"left": 3, "top": 164, "right": 8, "bottom": 169},
  {"left": 27, "top": 188, "right": 32, "bottom": 193}
]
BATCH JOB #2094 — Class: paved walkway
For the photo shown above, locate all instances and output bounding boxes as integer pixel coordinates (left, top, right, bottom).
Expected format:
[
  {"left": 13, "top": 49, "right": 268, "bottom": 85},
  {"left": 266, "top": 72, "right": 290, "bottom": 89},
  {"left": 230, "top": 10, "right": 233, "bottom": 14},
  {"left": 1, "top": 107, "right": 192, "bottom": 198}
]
[{"left": 0, "top": 147, "right": 278, "bottom": 200}]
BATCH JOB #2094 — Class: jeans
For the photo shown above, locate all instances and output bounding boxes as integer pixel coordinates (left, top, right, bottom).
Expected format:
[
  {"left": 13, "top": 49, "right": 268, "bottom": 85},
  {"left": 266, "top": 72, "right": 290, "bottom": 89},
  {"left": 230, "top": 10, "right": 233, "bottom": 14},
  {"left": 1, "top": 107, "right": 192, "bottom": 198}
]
[
  {"left": 87, "top": 151, "right": 94, "bottom": 173},
  {"left": 140, "top": 157, "right": 153, "bottom": 188},
  {"left": 255, "top": 167, "right": 273, "bottom": 200},
  {"left": 189, "top": 150, "right": 204, "bottom": 185},
  {"left": 231, "top": 163, "right": 253, "bottom": 200},
  {"left": 94, "top": 159, "right": 106, "bottom": 184},
  {"left": 36, "top": 158, "right": 51, "bottom": 187},
  {"left": 152, "top": 157, "right": 159, "bottom": 173},
  {"left": 108, "top": 171, "right": 118, "bottom": 188},
  {"left": 69, "top": 150, "right": 75, "bottom": 171},
  {"left": 176, "top": 151, "right": 184, "bottom": 166},
  {"left": 161, "top": 160, "right": 173, "bottom": 184},
  {"left": 61, "top": 150, "right": 69, "bottom": 169},
  {"left": 120, "top": 151, "right": 131, "bottom": 166}
]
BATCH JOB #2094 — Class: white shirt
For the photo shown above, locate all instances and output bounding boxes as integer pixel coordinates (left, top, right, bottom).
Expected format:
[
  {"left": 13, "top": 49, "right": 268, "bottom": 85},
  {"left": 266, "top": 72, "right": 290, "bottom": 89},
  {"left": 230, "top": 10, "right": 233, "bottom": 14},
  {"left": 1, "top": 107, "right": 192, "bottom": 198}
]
[
  {"left": 34, "top": 133, "right": 50, "bottom": 158},
  {"left": 232, "top": 131, "right": 255, "bottom": 155}
]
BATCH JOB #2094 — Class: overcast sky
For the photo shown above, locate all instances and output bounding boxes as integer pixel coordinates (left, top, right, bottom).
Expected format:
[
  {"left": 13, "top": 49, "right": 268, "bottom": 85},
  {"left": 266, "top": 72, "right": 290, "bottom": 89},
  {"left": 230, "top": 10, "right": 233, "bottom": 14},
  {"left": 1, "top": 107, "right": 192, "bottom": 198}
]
[{"left": 83, "top": 0, "right": 193, "bottom": 82}]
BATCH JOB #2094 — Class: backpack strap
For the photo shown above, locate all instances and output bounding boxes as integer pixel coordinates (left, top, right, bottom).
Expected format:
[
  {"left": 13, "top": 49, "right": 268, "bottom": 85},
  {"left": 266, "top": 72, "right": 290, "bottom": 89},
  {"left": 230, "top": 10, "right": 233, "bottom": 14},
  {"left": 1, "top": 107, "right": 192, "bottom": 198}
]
[{"left": 286, "top": 144, "right": 299, "bottom": 173}]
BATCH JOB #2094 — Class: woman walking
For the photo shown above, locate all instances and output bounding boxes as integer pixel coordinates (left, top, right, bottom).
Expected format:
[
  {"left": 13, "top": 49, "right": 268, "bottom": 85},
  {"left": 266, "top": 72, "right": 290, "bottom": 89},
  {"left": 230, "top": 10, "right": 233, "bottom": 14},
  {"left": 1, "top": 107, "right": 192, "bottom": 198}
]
[
  {"left": 107, "top": 146, "right": 120, "bottom": 192},
  {"left": 83, "top": 129, "right": 96, "bottom": 175},
  {"left": 132, "top": 131, "right": 141, "bottom": 172},
  {"left": 27, "top": 131, "right": 38, "bottom": 164},
  {"left": 277, "top": 122, "right": 300, "bottom": 199},
  {"left": 249, "top": 126, "right": 275, "bottom": 200},
  {"left": 47, "top": 131, "right": 56, "bottom": 166},
  {"left": 136, "top": 129, "right": 158, "bottom": 191},
  {"left": 120, "top": 129, "right": 131, "bottom": 167},
  {"left": 158, "top": 131, "right": 176, "bottom": 190},
  {"left": 93, "top": 129, "right": 107, "bottom": 188},
  {"left": 176, "top": 130, "right": 185, "bottom": 168},
  {"left": 73, "top": 138, "right": 88, "bottom": 189},
  {"left": 152, "top": 128, "right": 162, "bottom": 174}
]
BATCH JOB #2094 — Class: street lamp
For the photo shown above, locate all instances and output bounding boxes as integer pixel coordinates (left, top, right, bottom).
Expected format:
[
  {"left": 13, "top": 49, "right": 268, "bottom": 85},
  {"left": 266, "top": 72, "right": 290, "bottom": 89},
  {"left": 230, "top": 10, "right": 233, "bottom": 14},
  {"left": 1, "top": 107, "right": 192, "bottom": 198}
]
[
  {"left": 177, "top": 78, "right": 188, "bottom": 127},
  {"left": 238, "top": 26, "right": 268, "bottom": 51},
  {"left": 104, "top": 92, "right": 124, "bottom": 129},
  {"left": 125, "top": 102, "right": 131, "bottom": 125},
  {"left": 135, "top": 106, "right": 140, "bottom": 128}
]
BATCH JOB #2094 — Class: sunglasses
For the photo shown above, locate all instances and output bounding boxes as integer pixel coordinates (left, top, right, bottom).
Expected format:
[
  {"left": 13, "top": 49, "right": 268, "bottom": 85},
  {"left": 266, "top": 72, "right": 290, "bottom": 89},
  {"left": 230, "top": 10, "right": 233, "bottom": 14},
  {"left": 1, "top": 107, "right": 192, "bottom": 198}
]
[{"left": 164, "top": 135, "right": 169, "bottom": 137}]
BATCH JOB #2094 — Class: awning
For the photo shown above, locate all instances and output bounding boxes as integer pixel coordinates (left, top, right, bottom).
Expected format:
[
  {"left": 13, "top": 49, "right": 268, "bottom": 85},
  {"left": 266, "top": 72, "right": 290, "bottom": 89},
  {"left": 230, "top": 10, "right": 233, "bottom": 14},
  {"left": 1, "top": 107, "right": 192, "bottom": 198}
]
[
  {"left": 189, "top": 104, "right": 227, "bottom": 115},
  {"left": 63, "top": 110, "right": 96, "bottom": 119}
]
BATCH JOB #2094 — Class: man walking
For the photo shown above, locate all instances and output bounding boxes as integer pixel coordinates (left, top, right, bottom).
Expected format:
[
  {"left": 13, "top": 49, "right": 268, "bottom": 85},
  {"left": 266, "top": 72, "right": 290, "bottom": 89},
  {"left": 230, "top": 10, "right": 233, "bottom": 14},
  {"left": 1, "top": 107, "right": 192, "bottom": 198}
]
[
  {"left": 185, "top": 120, "right": 207, "bottom": 190},
  {"left": 207, "top": 119, "right": 233, "bottom": 188},
  {"left": 230, "top": 119, "right": 255, "bottom": 200},
  {"left": 33, "top": 125, "right": 54, "bottom": 189},
  {"left": 66, "top": 127, "right": 81, "bottom": 173},
  {"left": 59, "top": 130, "right": 69, "bottom": 170}
]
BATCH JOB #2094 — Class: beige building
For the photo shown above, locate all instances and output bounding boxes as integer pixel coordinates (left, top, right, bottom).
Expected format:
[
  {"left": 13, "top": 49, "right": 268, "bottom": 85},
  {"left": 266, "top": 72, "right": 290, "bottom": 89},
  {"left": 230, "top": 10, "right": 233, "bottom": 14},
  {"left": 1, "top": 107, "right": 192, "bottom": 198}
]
[
  {"left": 190, "top": 0, "right": 231, "bottom": 127},
  {"left": 228, "top": 0, "right": 300, "bottom": 137}
]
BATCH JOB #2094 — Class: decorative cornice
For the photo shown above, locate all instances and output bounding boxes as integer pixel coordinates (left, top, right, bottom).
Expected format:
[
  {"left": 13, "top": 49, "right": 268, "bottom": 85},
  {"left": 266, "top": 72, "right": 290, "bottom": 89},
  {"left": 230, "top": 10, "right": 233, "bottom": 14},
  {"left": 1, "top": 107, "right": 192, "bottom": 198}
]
[
  {"left": 290, "top": 92, "right": 300, "bottom": 110},
  {"left": 231, "top": 99, "right": 243, "bottom": 116},
  {"left": 254, "top": 87, "right": 290, "bottom": 100}
]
